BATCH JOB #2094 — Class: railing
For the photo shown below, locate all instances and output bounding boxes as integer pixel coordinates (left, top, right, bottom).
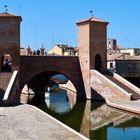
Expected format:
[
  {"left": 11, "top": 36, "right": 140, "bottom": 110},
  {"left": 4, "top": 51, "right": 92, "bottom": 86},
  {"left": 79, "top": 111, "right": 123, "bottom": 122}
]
[
  {"left": 90, "top": 70, "right": 131, "bottom": 100},
  {"left": 114, "top": 73, "right": 140, "bottom": 95},
  {"left": 3, "top": 70, "right": 20, "bottom": 105},
  {"left": 116, "top": 72, "right": 140, "bottom": 78}
]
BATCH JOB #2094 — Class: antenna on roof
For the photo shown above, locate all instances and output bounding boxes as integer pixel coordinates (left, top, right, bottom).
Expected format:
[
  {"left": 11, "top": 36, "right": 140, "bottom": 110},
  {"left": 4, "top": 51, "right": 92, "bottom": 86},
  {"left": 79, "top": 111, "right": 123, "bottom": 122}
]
[
  {"left": 90, "top": 10, "right": 93, "bottom": 18},
  {"left": 52, "top": 37, "right": 55, "bottom": 46},
  {"left": 4, "top": 5, "right": 8, "bottom": 13}
]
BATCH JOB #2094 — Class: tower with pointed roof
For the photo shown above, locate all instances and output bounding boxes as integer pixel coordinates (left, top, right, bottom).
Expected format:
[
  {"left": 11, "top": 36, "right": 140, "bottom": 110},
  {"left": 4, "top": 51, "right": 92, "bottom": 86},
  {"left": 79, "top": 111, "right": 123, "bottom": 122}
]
[
  {"left": 77, "top": 17, "right": 108, "bottom": 99},
  {"left": 0, "top": 12, "right": 22, "bottom": 71}
]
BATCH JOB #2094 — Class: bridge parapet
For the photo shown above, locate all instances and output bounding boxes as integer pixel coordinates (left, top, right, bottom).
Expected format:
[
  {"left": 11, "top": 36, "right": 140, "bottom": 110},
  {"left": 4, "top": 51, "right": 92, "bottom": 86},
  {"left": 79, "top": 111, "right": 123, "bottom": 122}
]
[
  {"left": 3, "top": 71, "right": 20, "bottom": 105},
  {"left": 90, "top": 70, "right": 131, "bottom": 101},
  {"left": 20, "top": 56, "right": 79, "bottom": 83}
]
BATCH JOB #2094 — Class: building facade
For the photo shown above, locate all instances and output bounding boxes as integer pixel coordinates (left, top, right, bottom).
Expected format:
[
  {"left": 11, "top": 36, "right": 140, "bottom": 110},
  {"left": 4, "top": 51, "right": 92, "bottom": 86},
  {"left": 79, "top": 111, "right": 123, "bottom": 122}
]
[
  {"left": 120, "top": 48, "right": 140, "bottom": 56},
  {"left": 47, "top": 44, "right": 78, "bottom": 56}
]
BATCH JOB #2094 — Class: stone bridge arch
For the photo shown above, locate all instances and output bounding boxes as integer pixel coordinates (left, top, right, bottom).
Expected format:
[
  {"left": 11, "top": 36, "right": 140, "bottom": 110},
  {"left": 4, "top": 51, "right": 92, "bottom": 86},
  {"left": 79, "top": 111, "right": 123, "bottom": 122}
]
[
  {"left": 20, "top": 56, "right": 86, "bottom": 103},
  {"left": 22, "top": 70, "right": 78, "bottom": 93}
]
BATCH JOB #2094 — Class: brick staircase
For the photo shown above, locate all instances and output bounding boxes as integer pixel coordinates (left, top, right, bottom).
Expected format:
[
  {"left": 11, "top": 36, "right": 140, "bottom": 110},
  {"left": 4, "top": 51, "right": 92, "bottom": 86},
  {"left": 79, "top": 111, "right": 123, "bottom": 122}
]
[
  {"left": 0, "top": 72, "right": 13, "bottom": 105},
  {"left": 103, "top": 72, "right": 140, "bottom": 100}
]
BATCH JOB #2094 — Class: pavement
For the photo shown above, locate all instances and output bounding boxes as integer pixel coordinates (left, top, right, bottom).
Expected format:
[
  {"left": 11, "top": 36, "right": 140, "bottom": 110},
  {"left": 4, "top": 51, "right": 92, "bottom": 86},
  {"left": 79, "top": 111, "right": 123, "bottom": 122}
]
[
  {"left": 106, "top": 98, "right": 140, "bottom": 115},
  {"left": 0, "top": 104, "right": 88, "bottom": 140}
]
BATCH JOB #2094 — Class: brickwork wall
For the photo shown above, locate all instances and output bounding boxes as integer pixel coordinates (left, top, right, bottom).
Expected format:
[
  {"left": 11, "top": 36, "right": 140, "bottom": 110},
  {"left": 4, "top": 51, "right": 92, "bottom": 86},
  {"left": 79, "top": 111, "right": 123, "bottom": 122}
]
[
  {"left": 19, "top": 56, "right": 86, "bottom": 99},
  {"left": 0, "top": 17, "right": 21, "bottom": 71},
  {"left": 77, "top": 19, "right": 108, "bottom": 99},
  {"left": 78, "top": 24, "right": 90, "bottom": 84},
  {"left": 77, "top": 24, "right": 91, "bottom": 99},
  {"left": 90, "top": 23, "right": 107, "bottom": 70}
]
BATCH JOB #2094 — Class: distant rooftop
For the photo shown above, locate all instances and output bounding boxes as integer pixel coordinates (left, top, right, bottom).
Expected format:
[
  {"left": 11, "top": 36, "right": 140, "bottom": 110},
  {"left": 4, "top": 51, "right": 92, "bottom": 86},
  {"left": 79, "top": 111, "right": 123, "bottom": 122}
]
[
  {"left": 107, "top": 52, "right": 125, "bottom": 61},
  {"left": 76, "top": 17, "right": 109, "bottom": 25},
  {"left": 120, "top": 48, "right": 140, "bottom": 50},
  {"left": 117, "top": 55, "right": 140, "bottom": 60}
]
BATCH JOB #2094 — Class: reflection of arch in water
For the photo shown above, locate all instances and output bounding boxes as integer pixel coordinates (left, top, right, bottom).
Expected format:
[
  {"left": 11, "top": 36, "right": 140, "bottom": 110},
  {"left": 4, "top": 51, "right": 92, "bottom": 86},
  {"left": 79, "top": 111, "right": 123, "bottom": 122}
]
[
  {"left": 39, "top": 100, "right": 87, "bottom": 132},
  {"left": 1, "top": 54, "right": 12, "bottom": 72},
  {"left": 21, "top": 71, "right": 78, "bottom": 105},
  {"left": 95, "top": 54, "right": 102, "bottom": 71}
]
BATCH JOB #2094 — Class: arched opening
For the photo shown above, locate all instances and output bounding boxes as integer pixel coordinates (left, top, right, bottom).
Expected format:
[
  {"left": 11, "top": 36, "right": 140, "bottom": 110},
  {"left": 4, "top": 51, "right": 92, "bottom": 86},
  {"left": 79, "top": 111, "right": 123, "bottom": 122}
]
[
  {"left": 95, "top": 54, "right": 102, "bottom": 71},
  {"left": 45, "top": 74, "right": 77, "bottom": 114},
  {"left": 1, "top": 54, "right": 12, "bottom": 72},
  {"left": 21, "top": 72, "right": 77, "bottom": 114}
]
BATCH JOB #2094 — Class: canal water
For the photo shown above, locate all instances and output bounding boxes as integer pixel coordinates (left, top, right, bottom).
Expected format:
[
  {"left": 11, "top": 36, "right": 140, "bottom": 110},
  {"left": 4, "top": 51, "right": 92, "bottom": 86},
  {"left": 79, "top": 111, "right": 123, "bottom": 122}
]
[{"left": 35, "top": 88, "right": 140, "bottom": 140}]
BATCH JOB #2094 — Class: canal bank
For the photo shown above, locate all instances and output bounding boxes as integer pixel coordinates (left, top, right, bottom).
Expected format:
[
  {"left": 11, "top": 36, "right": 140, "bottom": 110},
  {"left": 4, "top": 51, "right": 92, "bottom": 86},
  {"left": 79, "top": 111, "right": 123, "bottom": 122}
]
[
  {"left": 20, "top": 86, "right": 140, "bottom": 140},
  {"left": 106, "top": 98, "right": 140, "bottom": 115},
  {"left": 0, "top": 104, "right": 88, "bottom": 140}
]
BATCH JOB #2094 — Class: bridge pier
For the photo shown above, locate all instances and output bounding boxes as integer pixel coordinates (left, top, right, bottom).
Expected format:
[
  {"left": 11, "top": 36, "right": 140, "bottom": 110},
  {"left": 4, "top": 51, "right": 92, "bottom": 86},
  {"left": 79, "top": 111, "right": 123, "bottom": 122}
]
[
  {"left": 26, "top": 75, "right": 47, "bottom": 105},
  {"left": 30, "top": 91, "right": 45, "bottom": 105}
]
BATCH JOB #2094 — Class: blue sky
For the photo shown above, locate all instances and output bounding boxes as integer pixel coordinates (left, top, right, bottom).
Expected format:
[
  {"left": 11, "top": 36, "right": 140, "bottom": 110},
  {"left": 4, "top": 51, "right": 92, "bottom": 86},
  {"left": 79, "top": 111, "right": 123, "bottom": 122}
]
[{"left": 0, "top": 0, "right": 140, "bottom": 51}]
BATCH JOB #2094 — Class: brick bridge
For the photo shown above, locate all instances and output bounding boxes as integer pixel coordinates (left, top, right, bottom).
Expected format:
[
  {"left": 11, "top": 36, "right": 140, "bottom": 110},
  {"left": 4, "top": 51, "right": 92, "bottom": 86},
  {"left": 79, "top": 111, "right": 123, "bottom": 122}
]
[
  {"left": 20, "top": 56, "right": 86, "bottom": 101},
  {"left": 1, "top": 12, "right": 140, "bottom": 105},
  {"left": 0, "top": 12, "right": 108, "bottom": 104}
]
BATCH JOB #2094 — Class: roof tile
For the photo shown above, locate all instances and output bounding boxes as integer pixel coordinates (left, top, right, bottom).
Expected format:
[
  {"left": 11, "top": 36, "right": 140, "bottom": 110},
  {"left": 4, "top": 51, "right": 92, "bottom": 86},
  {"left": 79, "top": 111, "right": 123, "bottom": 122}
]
[
  {"left": 0, "top": 12, "right": 22, "bottom": 20},
  {"left": 77, "top": 17, "right": 109, "bottom": 25}
]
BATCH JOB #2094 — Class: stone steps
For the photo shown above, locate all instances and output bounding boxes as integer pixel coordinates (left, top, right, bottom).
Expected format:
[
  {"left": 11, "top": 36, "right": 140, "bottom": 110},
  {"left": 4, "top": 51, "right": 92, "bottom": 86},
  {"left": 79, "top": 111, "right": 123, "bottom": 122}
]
[{"left": 104, "top": 73, "right": 140, "bottom": 100}]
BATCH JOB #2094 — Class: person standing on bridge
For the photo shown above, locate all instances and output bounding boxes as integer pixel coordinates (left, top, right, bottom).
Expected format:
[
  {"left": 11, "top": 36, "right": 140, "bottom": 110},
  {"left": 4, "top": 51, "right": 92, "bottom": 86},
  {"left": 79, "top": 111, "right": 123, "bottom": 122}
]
[
  {"left": 33, "top": 51, "right": 36, "bottom": 55},
  {"left": 37, "top": 49, "right": 40, "bottom": 55}
]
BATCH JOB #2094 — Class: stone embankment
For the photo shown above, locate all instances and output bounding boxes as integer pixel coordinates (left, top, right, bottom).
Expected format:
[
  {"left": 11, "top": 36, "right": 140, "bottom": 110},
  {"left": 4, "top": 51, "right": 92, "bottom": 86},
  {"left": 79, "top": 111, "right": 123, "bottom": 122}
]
[
  {"left": 90, "top": 70, "right": 140, "bottom": 115},
  {"left": 0, "top": 104, "right": 88, "bottom": 140},
  {"left": 59, "top": 80, "right": 76, "bottom": 92},
  {"left": 106, "top": 98, "right": 140, "bottom": 115}
]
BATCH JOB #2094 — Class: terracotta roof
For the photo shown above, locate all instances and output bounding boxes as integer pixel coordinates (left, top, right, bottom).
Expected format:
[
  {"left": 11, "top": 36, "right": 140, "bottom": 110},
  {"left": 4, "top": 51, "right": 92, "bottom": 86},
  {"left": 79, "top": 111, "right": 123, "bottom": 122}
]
[
  {"left": 76, "top": 17, "right": 109, "bottom": 25},
  {"left": 107, "top": 52, "right": 124, "bottom": 61},
  {"left": 116, "top": 55, "right": 140, "bottom": 60},
  {"left": 0, "top": 12, "right": 22, "bottom": 20},
  {"left": 108, "top": 52, "right": 140, "bottom": 61},
  {"left": 50, "top": 78, "right": 65, "bottom": 84}
]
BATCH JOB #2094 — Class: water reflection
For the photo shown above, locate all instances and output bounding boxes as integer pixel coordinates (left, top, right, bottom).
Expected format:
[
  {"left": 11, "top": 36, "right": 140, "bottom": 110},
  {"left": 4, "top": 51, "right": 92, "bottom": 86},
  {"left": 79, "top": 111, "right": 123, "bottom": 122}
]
[
  {"left": 34, "top": 88, "right": 140, "bottom": 140},
  {"left": 39, "top": 98, "right": 86, "bottom": 132},
  {"left": 90, "top": 103, "right": 132, "bottom": 130},
  {"left": 90, "top": 102, "right": 140, "bottom": 140},
  {"left": 45, "top": 88, "right": 76, "bottom": 114}
]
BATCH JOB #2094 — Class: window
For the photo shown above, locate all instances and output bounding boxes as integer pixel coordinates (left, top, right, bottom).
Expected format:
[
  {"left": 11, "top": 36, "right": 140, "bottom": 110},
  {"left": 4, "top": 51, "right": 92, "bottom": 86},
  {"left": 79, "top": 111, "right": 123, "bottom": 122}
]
[
  {"left": 110, "top": 62, "right": 113, "bottom": 68},
  {"left": 1, "top": 54, "right": 12, "bottom": 72}
]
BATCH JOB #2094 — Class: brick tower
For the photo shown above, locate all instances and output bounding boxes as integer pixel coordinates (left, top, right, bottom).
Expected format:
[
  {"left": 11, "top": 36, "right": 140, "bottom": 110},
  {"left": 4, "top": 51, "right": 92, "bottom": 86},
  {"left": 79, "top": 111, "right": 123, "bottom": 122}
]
[
  {"left": 77, "top": 17, "right": 108, "bottom": 99},
  {"left": 0, "top": 12, "right": 22, "bottom": 72}
]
